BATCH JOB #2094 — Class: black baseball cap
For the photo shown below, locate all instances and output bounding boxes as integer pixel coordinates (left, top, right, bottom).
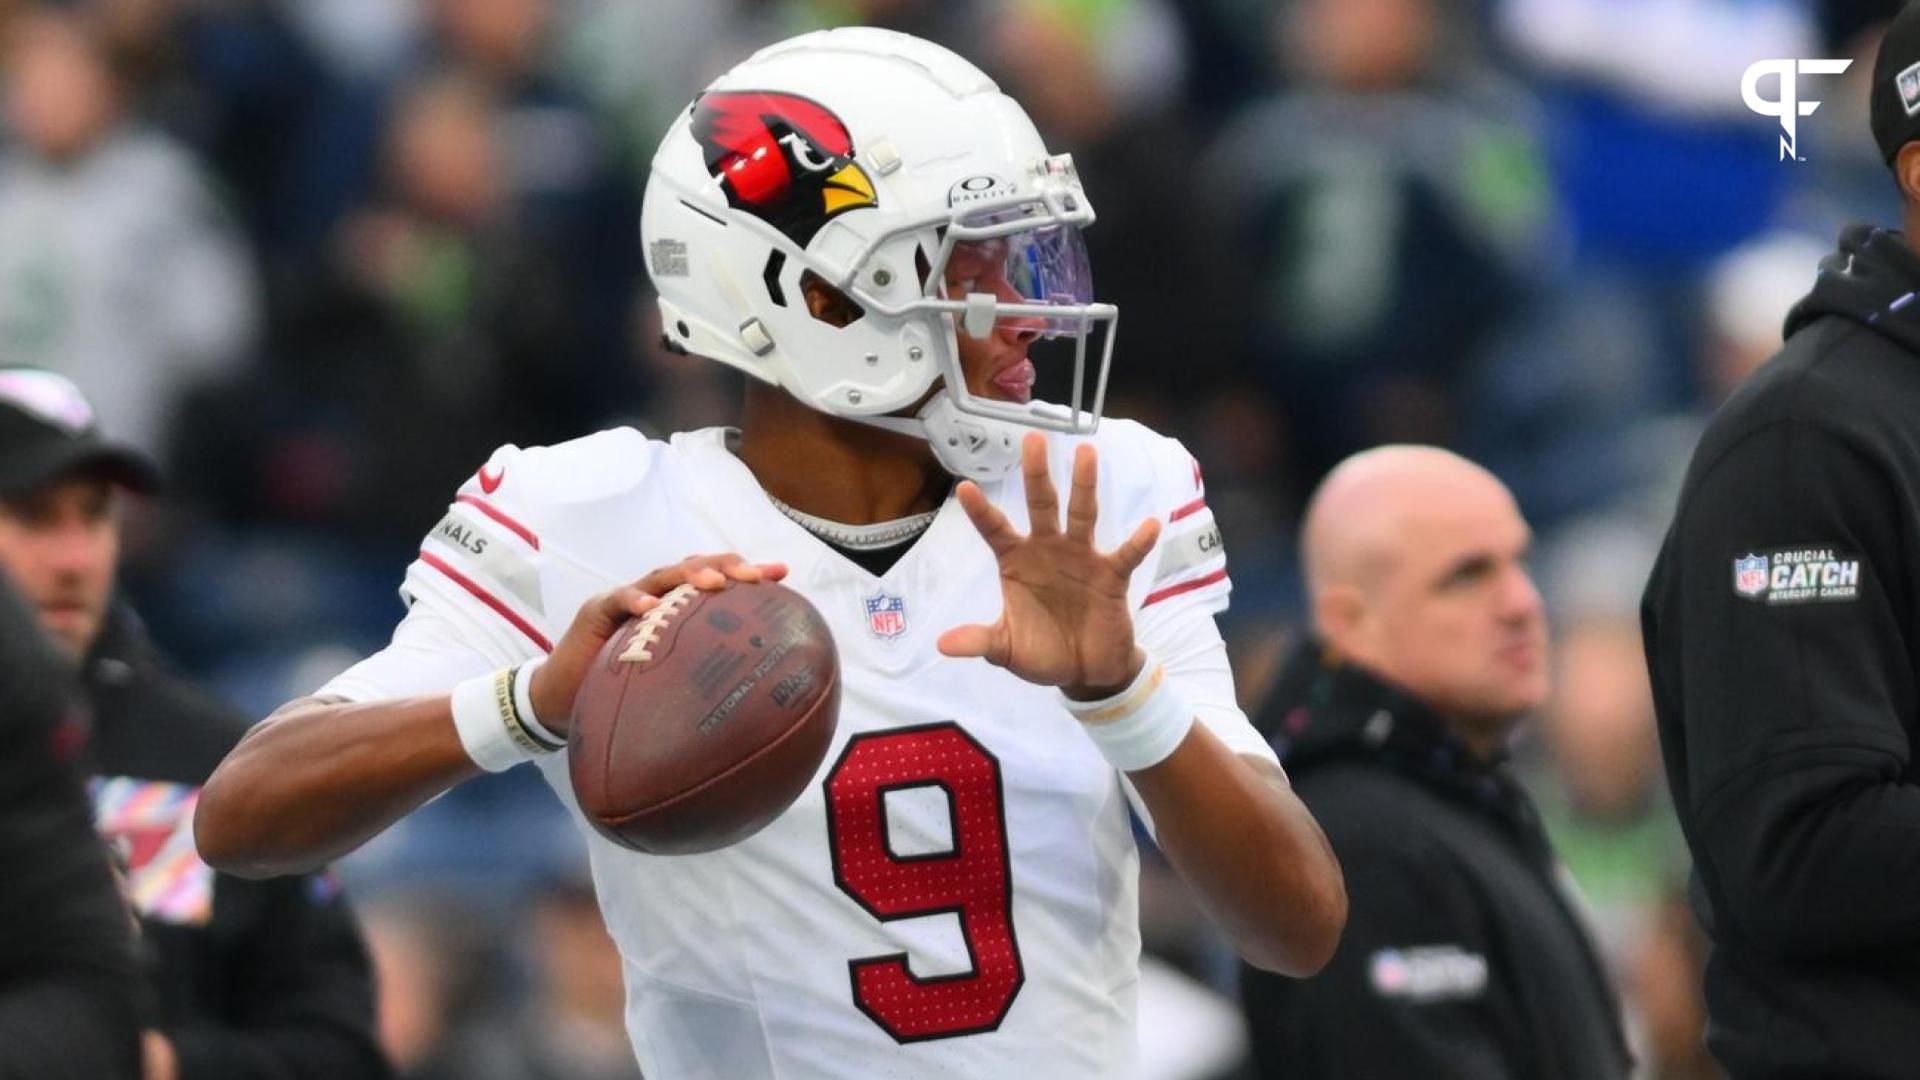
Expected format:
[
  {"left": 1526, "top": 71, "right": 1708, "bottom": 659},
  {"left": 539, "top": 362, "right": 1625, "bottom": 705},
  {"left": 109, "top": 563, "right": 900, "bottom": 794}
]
[
  {"left": 0, "top": 368, "right": 161, "bottom": 499},
  {"left": 1871, "top": 2, "right": 1920, "bottom": 163}
]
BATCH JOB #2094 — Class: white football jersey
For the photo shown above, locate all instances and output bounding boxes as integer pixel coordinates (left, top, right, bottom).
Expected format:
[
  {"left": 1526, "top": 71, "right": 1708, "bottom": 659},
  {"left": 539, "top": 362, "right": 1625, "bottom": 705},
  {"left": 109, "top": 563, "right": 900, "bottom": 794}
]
[{"left": 321, "top": 421, "right": 1273, "bottom": 1080}]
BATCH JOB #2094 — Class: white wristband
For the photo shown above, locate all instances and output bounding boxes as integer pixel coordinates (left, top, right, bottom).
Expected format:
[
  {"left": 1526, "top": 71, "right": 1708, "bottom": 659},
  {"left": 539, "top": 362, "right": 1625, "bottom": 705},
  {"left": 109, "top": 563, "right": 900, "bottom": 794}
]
[
  {"left": 450, "top": 663, "right": 557, "bottom": 772},
  {"left": 512, "top": 656, "right": 566, "bottom": 750},
  {"left": 1060, "top": 658, "right": 1195, "bottom": 772}
]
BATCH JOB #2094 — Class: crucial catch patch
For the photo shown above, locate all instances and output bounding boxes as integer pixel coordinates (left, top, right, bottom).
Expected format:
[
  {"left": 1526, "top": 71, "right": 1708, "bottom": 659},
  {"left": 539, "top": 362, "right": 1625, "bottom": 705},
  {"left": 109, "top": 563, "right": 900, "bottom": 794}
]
[{"left": 1732, "top": 547, "right": 1862, "bottom": 605}]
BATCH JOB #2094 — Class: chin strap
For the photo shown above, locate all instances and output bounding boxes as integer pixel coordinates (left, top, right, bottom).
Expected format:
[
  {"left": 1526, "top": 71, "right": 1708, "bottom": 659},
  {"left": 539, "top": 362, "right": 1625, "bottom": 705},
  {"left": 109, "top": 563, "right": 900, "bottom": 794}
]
[{"left": 853, "top": 390, "right": 1026, "bottom": 480}]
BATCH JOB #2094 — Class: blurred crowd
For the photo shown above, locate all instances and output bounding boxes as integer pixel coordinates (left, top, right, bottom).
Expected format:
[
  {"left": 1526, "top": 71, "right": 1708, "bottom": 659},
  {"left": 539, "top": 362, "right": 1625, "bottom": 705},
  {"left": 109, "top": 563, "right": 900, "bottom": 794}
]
[{"left": 0, "top": 0, "right": 1903, "bottom": 1076}]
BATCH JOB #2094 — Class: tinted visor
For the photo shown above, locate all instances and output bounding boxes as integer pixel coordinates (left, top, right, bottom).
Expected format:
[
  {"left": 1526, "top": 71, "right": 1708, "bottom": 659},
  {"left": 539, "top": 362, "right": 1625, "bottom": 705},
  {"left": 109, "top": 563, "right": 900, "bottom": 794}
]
[{"left": 943, "top": 206, "right": 1096, "bottom": 340}]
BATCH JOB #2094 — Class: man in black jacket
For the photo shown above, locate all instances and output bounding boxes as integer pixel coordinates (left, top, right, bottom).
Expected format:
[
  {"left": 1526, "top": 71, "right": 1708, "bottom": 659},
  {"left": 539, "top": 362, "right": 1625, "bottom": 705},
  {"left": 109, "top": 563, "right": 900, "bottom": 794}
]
[
  {"left": 1242, "top": 445, "right": 1628, "bottom": 1080},
  {"left": 1639, "top": 11, "right": 1920, "bottom": 1077},
  {"left": 0, "top": 571, "right": 141, "bottom": 1079},
  {"left": 0, "top": 367, "right": 391, "bottom": 1080}
]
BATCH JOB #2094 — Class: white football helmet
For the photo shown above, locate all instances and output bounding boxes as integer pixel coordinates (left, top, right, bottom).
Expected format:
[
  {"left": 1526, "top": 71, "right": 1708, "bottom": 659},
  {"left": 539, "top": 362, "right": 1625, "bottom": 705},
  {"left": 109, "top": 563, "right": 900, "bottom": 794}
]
[{"left": 641, "top": 27, "right": 1117, "bottom": 479}]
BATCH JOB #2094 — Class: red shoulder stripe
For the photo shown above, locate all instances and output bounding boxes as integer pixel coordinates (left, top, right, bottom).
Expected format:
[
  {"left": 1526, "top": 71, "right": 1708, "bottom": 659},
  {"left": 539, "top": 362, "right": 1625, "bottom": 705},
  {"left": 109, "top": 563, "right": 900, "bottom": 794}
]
[
  {"left": 1169, "top": 497, "right": 1208, "bottom": 523},
  {"left": 454, "top": 495, "right": 540, "bottom": 549},
  {"left": 1142, "top": 567, "right": 1229, "bottom": 608},
  {"left": 419, "top": 551, "right": 553, "bottom": 652}
]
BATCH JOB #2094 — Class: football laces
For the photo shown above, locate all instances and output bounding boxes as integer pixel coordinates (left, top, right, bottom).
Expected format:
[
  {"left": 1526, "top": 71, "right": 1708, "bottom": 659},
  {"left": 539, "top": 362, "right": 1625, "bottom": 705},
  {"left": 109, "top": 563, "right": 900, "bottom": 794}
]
[{"left": 618, "top": 584, "right": 699, "bottom": 664}]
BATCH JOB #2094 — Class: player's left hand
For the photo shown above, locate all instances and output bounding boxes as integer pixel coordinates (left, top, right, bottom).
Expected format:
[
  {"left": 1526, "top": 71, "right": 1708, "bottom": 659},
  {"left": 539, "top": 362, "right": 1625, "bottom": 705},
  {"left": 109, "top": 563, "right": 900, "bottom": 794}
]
[{"left": 939, "top": 432, "right": 1160, "bottom": 698}]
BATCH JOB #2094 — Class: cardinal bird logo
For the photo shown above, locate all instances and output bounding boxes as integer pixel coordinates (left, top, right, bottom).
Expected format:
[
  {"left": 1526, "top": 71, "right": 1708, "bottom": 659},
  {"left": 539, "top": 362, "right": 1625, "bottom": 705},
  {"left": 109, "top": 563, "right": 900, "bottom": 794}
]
[{"left": 691, "top": 90, "right": 878, "bottom": 247}]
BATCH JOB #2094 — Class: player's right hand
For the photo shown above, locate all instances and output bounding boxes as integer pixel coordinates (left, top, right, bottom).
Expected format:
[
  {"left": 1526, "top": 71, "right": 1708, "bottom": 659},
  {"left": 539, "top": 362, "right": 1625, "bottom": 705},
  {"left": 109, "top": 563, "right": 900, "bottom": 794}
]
[{"left": 529, "top": 554, "right": 787, "bottom": 735}]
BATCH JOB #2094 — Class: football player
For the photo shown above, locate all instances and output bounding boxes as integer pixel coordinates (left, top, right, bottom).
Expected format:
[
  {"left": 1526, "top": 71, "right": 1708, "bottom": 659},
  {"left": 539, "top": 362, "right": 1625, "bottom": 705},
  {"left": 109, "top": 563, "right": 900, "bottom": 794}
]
[{"left": 197, "top": 28, "right": 1345, "bottom": 1078}]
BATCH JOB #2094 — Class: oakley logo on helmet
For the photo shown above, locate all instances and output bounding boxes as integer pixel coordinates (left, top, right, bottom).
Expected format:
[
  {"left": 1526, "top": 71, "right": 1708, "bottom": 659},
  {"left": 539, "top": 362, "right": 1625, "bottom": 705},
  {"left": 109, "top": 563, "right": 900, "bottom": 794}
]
[
  {"left": 692, "top": 90, "right": 878, "bottom": 246},
  {"left": 1741, "top": 59, "right": 1853, "bottom": 161},
  {"left": 950, "top": 174, "right": 1013, "bottom": 208}
]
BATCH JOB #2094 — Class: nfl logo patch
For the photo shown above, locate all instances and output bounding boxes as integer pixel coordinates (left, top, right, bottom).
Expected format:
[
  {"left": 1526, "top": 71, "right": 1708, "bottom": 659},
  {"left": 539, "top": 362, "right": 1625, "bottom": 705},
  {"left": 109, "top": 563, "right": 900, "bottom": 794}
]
[
  {"left": 1733, "top": 554, "right": 1770, "bottom": 598},
  {"left": 1900, "top": 62, "right": 1920, "bottom": 115},
  {"left": 864, "top": 591, "right": 907, "bottom": 639}
]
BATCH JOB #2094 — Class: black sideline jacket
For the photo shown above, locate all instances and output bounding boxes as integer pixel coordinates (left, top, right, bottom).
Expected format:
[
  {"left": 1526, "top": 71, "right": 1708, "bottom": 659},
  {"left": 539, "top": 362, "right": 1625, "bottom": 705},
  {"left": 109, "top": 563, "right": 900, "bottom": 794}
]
[{"left": 1644, "top": 223, "right": 1920, "bottom": 1079}]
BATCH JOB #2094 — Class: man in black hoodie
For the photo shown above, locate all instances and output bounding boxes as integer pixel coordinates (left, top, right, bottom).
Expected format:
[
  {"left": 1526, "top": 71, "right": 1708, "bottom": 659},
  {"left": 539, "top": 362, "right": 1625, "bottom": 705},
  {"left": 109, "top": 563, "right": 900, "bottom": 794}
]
[
  {"left": 0, "top": 367, "right": 391, "bottom": 1080},
  {"left": 1640, "top": 10, "right": 1920, "bottom": 1077},
  {"left": 1241, "top": 445, "right": 1628, "bottom": 1079},
  {"left": 0, "top": 571, "right": 141, "bottom": 1079}
]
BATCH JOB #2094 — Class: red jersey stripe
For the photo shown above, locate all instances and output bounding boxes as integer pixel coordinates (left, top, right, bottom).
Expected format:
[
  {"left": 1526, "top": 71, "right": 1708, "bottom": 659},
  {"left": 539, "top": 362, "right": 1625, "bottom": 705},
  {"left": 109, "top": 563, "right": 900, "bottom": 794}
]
[
  {"left": 1168, "top": 497, "right": 1208, "bottom": 523},
  {"left": 454, "top": 495, "right": 540, "bottom": 549},
  {"left": 1142, "top": 567, "right": 1229, "bottom": 608},
  {"left": 418, "top": 551, "right": 553, "bottom": 652}
]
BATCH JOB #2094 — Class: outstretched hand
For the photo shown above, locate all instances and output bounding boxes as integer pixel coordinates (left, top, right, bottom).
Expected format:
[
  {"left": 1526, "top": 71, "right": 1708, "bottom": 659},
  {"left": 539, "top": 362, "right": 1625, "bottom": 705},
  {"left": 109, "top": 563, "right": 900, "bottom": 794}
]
[{"left": 938, "top": 433, "right": 1161, "bottom": 699}]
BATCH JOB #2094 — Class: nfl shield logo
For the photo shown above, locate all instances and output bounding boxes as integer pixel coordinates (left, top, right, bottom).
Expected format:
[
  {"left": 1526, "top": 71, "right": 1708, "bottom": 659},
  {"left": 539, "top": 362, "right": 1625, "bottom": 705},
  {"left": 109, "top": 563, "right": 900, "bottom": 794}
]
[
  {"left": 1733, "top": 554, "right": 1770, "bottom": 598},
  {"left": 865, "top": 591, "right": 907, "bottom": 639}
]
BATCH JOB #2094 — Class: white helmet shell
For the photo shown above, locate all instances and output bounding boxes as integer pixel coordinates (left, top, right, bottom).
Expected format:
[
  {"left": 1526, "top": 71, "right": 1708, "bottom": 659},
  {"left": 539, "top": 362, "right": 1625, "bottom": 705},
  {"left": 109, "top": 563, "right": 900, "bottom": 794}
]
[{"left": 642, "top": 27, "right": 1117, "bottom": 478}]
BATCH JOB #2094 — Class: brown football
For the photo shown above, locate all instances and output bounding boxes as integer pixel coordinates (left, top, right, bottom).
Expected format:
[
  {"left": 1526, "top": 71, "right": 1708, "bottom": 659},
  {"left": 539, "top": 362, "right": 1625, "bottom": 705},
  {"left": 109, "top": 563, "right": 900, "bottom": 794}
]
[{"left": 568, "top": 581, "right": 840, "bottom": 854}]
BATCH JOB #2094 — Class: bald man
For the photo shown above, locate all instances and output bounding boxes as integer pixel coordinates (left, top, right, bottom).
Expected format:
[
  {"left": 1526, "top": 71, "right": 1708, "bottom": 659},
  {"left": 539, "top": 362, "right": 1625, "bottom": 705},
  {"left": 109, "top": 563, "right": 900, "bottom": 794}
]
[{"left": 1238, "top": 446, "right": 1629, "bottom": 1080}]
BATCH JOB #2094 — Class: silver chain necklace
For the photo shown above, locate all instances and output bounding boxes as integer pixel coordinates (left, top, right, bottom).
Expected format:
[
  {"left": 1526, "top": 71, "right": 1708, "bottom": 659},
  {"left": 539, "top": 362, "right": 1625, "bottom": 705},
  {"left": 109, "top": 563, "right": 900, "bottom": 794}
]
[{"left": 764, "top": 493, "right": 939, "bottom": 551}]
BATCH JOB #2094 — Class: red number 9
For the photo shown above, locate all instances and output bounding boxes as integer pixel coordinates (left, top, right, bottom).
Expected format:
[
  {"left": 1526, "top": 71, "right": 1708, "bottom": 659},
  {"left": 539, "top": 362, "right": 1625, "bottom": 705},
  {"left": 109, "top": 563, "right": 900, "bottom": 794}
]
[{"left": 824, "top": 722, "right": 1025, "bottom": 1042}]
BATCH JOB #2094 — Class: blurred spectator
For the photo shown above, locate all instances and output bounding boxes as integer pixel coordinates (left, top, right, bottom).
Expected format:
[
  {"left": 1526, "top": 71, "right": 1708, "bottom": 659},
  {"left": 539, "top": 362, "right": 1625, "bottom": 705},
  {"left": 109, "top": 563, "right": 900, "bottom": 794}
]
[
  {"left": 70, "top": 0, "right": 345, "bottom": 252},
  {"left": 558, "top": 0, "right": 746, "bottom": 169},
  {"left": 343, "top": 70, "right": 556, "bottom": 357},
  {"left": 173, "top": 70, "right": 606, "bottom": 553},
  {"left": 282, "top": 0, "right": 420, "bottom": 82},
  {"left": 357, "top": 888, "right": 492, "bottom": 1080},
  {"left": 0, "top": 5, "right": 258, "bottom": 456},
  {"left": 358, "top": 873, "right": 643, "bottom": 1080},
  {"left": 0, "top": 368, "right": 390, "bottom": 1080},
  {"left": 1528, "top": 610, "right": 1693, "bottom": 1075},
  {"left": 1464, "top": 223, "right": 1825, "bottom": 536},
  {"left": 1206, "top": 0, "right": 1555, "bottom": 504},
  {"left": 1242, "top": 445, "right": 1628, "bottom": 1080},
  {"left": 432, "top": 874, "right": 641, "bottom": 1080},
  {"left": 1460, "top": 270, "right": 1680, "bottom": 532},
  {"left": 0, "top": 570, "right": 141, "bottom": 1080},
  {"left": 1469, "top": 0, "right": 1842, "bottom": 533},
  {"left": 1494, "top": 229, "right": 1825, "bottom": 608},
  {"left": 147, "top": 13, "right": 652, "bottom": 1018},
  {"left": 421, "top": 0, "right": 643, "bottom": 398},
  {"left": 1699, "top": 231, "right": 1830, "bottom": 403},
  {"left": 1538, "top": 616, "right": 1676, "bottom": 891},
  {"left": 155, "top": 21, "right": 640, "bottom": 687}
]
